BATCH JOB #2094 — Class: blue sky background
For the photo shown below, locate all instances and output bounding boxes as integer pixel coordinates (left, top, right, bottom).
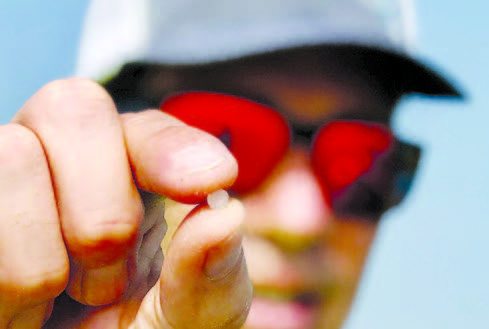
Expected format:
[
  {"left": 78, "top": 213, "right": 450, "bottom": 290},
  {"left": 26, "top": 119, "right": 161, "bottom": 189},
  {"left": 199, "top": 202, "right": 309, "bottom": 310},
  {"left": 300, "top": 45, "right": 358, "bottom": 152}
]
[{"left": 0, "top": 1, "right": 487, "bottom": 328}]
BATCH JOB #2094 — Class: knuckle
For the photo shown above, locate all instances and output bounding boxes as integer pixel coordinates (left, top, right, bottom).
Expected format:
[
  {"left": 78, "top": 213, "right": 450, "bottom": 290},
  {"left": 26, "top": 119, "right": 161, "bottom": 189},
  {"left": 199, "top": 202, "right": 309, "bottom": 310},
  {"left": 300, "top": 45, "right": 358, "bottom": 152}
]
[
  {"left": 28, "top": 262, "right": 69, "bottom": 296},
  {"left": 0, "top": 258, "right": 69, "bottom": 303},
  {"left": 19, "top": 78, "right": 116, "bottom": 127},
  {"left": 41, "top": 77, "right": 109, "bottom": 104},
  {"left": 0, "top": 123, "right": 45, "bottom": 168},
  {"left": 69, "top": 202, "right": 144, "bottom": 263},
  {"left": 43, "top": 77, "right": 113, "bottom": 117},
  {"left": 92, "top": 203, "right": 143, "bottom": 241}
]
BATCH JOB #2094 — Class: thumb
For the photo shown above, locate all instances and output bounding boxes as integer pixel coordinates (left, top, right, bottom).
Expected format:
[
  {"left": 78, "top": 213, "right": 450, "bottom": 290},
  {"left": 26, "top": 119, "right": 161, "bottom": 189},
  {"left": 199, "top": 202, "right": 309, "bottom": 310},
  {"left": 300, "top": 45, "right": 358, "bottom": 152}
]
[{"left": 131, "top": 198, "right": 253, "bottom": 329}]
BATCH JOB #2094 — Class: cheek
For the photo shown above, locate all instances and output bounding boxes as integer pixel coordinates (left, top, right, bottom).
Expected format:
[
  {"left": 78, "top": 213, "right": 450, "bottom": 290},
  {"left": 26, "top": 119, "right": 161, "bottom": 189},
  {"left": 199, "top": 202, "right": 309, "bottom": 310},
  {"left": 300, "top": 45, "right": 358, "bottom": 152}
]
[
  {"left": 323, "top": 219, "right": 378, "bottom": 285},
  {"left": 315, "top": 220, "right": 378, "bottom": 329}
]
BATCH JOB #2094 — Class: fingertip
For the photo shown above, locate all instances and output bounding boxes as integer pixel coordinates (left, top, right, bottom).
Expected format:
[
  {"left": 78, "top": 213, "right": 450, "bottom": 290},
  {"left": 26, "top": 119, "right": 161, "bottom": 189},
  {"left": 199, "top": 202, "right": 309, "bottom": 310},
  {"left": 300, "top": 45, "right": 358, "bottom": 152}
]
[
  {"left": 164, "top": 198, "right": 246, "bottom": 273},
  {"left": 160, "top": 198, "right": 252, "bottom": 329},
  {"left": 148, "top": 126, "right": 238, "bottom": 203},
  {"left": 122, "top": 110, "right": 238, "bottom": 203}
]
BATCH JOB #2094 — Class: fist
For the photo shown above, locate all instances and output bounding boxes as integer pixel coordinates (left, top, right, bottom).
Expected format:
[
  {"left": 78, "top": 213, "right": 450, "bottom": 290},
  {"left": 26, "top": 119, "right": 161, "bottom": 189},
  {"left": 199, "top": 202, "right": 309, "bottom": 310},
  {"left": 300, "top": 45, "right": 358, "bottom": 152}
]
[{"left": 0, "top": 78, "right": 252, "bottom": 329}]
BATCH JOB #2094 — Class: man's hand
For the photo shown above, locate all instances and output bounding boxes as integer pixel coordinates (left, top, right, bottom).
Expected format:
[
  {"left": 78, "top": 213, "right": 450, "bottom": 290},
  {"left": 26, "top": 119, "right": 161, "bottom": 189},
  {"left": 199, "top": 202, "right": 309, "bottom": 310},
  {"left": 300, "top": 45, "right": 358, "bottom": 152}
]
[{"left": 0, "top": 78, "right": 252, "bottom": 328}]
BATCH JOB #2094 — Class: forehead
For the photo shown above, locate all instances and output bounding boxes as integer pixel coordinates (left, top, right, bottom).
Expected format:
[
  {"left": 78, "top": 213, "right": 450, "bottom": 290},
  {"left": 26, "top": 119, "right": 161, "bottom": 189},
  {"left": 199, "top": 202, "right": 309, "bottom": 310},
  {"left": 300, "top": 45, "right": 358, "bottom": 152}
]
[
  {"left": 123, "top": 47, "right": 399, "bottom": 124},
  {"left": 222, "top": 51, "right": 396, "bottom": 125}
]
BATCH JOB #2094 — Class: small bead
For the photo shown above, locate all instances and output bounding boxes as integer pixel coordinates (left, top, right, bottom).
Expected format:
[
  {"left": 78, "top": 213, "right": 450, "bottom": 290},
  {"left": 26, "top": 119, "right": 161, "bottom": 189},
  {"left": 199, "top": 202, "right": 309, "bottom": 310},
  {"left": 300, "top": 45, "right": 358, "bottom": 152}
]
[{"left": 207, "top": 189, "right": 229, "bottom": 209}]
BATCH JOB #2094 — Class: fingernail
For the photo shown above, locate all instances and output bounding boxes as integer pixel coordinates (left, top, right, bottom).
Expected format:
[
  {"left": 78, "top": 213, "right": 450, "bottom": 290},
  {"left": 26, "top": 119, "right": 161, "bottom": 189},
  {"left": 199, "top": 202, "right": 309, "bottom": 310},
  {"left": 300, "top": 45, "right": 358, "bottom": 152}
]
[
  {"left": 205, "top": 233, "right": 243, "bottom": 280},
  {"left": 82, "top": 259, "right": 129, "bottom": 305}
]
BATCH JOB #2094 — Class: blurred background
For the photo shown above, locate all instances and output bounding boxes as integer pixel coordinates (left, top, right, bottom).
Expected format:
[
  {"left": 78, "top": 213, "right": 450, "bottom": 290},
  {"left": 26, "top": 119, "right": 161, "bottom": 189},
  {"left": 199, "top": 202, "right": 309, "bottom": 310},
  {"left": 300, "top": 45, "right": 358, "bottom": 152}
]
[{"left": 0, "top": 1, "right": 487, "bottom": 328}]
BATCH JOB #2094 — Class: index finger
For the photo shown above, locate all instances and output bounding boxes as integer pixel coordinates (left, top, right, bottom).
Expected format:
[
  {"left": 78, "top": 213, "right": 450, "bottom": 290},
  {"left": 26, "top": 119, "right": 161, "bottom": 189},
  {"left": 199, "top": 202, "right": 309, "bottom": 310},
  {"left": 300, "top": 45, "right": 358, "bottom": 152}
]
[{"left": 121, "top": 110, "right": 238, "bottom": 203}]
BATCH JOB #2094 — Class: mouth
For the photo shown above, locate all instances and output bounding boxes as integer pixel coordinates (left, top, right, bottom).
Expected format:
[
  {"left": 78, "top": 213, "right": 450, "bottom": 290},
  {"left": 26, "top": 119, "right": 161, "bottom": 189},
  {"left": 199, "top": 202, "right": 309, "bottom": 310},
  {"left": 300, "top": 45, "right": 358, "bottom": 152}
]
[{"left": 245, "top": 289, "right": 322, "bottom": 329}]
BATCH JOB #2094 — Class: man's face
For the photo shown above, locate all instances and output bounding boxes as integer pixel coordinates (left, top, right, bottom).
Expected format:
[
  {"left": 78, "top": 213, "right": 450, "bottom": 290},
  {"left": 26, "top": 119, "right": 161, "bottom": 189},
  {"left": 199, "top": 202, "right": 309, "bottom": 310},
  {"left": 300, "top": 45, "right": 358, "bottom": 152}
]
[
  {"left": 136, "top": 51, "right": 405, "bottom": 329},
  {"left": 220, "top": 57, "right": 397, "bottom": 329}
]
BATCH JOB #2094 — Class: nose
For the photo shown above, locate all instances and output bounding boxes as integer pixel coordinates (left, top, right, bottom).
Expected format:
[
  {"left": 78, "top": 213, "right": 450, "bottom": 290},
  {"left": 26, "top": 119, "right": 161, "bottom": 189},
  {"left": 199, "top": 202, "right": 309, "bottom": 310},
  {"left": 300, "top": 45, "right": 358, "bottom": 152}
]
[{"left": 242, "top": 148, "right": 334, "bottom": 250}]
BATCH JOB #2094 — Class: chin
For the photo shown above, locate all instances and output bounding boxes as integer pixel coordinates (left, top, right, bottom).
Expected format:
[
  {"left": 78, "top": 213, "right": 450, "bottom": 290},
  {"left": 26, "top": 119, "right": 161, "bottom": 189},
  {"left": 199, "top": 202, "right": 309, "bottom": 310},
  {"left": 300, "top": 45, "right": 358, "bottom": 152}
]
[
  {"left": 243, "top": 294, "right": 321, "bottom": 329},
  {"left": 242, "top": 293, "right": 355, "bottom": 329}
]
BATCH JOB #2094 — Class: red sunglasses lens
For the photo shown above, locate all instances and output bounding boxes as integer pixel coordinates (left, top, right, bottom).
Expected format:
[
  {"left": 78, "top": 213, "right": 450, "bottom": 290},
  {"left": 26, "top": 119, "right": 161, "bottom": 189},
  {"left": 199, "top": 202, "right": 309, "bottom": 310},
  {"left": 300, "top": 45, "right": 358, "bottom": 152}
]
[
  {"left": 160, "top": 92, "right": 290, "bottom": 193},
  {"left": 312, "top": 121, "right": 395, "bottom": 213}
]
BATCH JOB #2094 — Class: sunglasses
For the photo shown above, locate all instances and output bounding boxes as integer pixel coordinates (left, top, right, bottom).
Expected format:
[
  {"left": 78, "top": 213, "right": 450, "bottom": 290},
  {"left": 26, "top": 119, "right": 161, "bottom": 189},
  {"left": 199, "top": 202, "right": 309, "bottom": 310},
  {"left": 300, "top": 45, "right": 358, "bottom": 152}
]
[{"left": 160, "top": 91, "right": 421, "bottom": 219}]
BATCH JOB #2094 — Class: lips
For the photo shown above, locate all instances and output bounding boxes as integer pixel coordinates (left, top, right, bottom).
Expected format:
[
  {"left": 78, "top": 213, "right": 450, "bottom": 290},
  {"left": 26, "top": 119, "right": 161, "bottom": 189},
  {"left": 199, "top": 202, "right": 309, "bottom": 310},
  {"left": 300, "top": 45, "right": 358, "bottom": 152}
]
[{"left": 245, "top": 293, "right": 321, "bottom": 329}]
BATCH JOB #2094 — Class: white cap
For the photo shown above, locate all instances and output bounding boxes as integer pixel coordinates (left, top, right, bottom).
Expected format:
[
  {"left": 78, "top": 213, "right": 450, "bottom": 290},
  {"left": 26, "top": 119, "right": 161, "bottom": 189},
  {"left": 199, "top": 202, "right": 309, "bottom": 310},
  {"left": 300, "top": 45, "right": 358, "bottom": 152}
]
[{"left": 75, "top": 0, "right": 461, "bottom": 96}]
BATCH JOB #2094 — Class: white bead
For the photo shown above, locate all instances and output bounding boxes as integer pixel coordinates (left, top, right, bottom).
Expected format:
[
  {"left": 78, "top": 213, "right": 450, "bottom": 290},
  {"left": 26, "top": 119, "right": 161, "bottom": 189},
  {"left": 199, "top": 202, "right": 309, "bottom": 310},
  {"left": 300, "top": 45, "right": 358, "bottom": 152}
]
[{"left": 207, "top": 189, "right": 229, "bottom": 209}]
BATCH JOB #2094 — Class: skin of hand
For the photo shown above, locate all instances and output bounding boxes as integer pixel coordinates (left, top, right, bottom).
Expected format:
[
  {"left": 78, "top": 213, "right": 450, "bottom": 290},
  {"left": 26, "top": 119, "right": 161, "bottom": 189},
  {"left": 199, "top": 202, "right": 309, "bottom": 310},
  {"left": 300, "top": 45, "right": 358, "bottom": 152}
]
[{"left": 0, "top": 78, "right": 252, "bottom": 329}]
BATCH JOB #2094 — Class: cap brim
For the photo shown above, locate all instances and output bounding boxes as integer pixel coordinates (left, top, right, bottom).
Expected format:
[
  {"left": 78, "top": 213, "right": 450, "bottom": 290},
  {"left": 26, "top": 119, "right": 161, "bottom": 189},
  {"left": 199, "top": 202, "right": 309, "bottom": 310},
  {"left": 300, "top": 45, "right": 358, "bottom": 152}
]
[
  {"left": 324, "top": 45, "right": 464, "bottom": 99},
  {"left": 202, "top": 44, "right": 463, "bottom": 99}
]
